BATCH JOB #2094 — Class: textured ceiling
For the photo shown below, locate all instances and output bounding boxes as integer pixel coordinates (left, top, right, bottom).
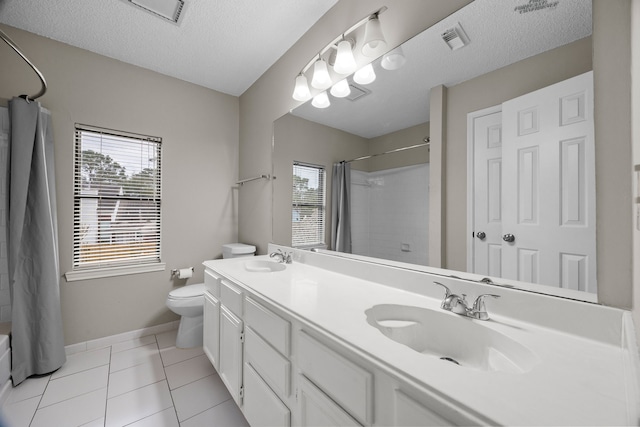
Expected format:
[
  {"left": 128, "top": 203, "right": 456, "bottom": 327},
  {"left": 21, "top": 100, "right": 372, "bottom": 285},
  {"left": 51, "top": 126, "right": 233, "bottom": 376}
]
[
  {"left": 291, "top": 0, "right": 593, "bottom": 139},
  {"left": 0, "top": 0, "right": 338, "bottom": 96}
]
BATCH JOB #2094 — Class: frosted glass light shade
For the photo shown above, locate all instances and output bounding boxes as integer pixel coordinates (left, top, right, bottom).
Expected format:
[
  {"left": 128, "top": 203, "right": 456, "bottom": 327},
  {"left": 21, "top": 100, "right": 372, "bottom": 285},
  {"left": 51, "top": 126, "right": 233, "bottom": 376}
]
[
  {"left": 330, "top": 79, "right": 350, "bottom": 98},
  {"left": 311, "top": 91, "right": 331, "bottom": 108},
  {"left": 362, "top": 16, "right": 387, "bottom": 57},
  {"left": 334, "top": 40, "right": 357, "bottom": 75},
  {"left": 381, "top": 47, "right": 406, "bottom": 70},
  {"left": 353, "top": 63, "right": 376, "bottom": 85},
  {"left": 292, "top": 74, "right": 311, "bottom": 101},
  {"left": 311, "top": 58, "right": 332, "bottom": 90}
]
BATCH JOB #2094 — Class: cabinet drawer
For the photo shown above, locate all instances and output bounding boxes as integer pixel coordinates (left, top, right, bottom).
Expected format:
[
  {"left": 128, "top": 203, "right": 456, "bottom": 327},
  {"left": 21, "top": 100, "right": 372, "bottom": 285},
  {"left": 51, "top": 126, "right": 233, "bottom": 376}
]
[
  {"left": 394, "top": 389, "right": 453, "bottom": 426},
  {"left": 204, "top": 269, "right": 220, "bottom": 297},
  {"left": 245, "top": 326, "right": 290, "bottom": 398},
  {"left": 220, "top": 279, "right": 243, "bottom": 316},
  {"left": 243, "top": 363, "right": 290, "bottom": 427},
  {"left": 297, "top": 331, "right": 373, "bottom": 425},
  {"left": 245, "top": 297, "right": 290, "bottom": 356},
  {"left": 299, "top": 375, "right": 361, "bottom": 427}
]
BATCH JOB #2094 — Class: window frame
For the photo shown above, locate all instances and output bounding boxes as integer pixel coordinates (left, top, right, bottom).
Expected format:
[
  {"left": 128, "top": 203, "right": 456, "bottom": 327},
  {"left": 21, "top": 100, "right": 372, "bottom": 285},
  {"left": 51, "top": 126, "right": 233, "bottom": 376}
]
[
  {"left": 65, "top": 124, "right": 165, "bottom": 282},
  {"left": 291, "top": 161, "right": 326, "bottom": 249}
]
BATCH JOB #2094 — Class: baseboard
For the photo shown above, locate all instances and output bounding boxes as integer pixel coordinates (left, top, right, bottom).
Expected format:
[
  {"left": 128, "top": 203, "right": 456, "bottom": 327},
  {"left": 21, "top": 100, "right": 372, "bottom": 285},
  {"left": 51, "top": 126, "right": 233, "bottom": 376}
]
[{"left": 65, "top": 320, "right": 180, "bottom": 355}]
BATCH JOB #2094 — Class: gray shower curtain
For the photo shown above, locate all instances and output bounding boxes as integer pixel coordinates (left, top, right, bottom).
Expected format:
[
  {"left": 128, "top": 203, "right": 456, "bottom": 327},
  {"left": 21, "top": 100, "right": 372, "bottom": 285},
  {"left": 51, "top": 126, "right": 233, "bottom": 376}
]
[
  {"left": 8, "top": 97, "right": 65, "bottom": 385},
  {"left": 331, "top": 161, "right": 352, "bottom": 253}
]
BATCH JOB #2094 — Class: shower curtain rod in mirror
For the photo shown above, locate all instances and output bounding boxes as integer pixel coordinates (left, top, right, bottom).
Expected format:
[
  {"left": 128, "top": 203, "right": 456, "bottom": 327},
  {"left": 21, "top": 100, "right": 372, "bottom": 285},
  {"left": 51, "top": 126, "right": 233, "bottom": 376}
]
[
  {"left": 342, "top": 138, "right": 430, "bottom": 163},
  {"left": 0, "top": 28, "right": 47, "bottom": 101}
]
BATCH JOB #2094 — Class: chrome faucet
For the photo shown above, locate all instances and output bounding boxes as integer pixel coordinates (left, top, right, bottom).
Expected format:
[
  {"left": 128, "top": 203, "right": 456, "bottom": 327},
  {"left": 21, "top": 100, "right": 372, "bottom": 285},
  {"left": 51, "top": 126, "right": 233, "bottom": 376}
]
[
  {"left": 269, "top": 249, "right": 292, "bottom": 264},
  {"left": 433, "top": 282, "right": 500, "bottom": 321}
]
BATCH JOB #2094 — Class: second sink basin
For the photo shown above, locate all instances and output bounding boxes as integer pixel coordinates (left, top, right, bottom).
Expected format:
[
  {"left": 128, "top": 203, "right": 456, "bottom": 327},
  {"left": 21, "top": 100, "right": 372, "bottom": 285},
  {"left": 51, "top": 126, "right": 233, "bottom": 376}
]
[
  {"left": 365, "top": 304, "right": 539, "bottom": 374},
  {"left": 244, "top": 260, "right": 287, "bottom": 273}
]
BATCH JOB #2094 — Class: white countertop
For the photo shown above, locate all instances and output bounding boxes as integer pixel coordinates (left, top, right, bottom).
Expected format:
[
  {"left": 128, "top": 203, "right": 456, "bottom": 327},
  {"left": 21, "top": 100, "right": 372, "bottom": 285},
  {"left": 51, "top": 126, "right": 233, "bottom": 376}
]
[{"left": 203, "top": 254, "right": 639, "bottom": 426}]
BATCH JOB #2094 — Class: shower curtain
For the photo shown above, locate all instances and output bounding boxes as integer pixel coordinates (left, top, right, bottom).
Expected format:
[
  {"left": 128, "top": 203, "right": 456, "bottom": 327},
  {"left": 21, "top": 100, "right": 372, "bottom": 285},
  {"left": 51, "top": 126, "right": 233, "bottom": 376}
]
[
  {"left": 331, "top": 161, "right": 352, "bottom": 253},
  {"left": 8, "top": 97, "right": 66, "bottom": 385}
]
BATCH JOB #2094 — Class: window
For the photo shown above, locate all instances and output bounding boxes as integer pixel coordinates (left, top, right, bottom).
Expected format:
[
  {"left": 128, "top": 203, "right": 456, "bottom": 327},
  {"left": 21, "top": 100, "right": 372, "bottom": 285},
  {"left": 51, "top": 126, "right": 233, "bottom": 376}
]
[
  {"left": 69, "top": 124, "right": 162, "bottom": 279},
  {"left": 292, "top": 162, "right": 325, "bottom": 248}
]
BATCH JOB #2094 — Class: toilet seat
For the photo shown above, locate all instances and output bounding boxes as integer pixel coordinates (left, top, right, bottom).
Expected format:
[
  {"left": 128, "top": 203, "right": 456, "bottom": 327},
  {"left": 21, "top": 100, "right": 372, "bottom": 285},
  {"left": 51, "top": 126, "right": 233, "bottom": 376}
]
[{"left": 168, "top": 283, "right": 205, "bottom": 299}]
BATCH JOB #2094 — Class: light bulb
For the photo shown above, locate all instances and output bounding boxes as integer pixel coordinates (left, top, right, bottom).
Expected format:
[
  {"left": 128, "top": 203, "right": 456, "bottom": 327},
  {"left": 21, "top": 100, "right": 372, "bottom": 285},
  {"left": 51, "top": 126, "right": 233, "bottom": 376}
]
[
  {"left": 381, "top": 47, "right": 406, "bottom": 71},
  {"left": 353, "top": 63, "right": 376, "bottom": 85},
  {"left": 333, "top": 40, "right": 357, "bottom": 75},
  {"left": 311, "top": 91, "right": 331, "bottom": 109},
  {"left": 292, "top": 74, "right": 311, "bottom": 101},
  {"left": 362, "top": 15, "right": 387, "bottom": 57},
  {"left": 311, "top": 58, "right": 332, "bottom": 90},
  {"left": 330, "top": 79, "right": 350, "bottom": 98}
]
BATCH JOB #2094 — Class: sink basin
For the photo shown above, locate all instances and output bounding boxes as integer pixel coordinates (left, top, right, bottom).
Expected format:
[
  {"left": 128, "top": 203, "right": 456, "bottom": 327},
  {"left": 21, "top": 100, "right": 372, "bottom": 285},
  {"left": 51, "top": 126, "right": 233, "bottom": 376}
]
[
  {"left": 365, "top": 304, "right": 538, "bottom": 373},
  {"left": 244, "top": 260, "right": 286, "bottom": 273}
]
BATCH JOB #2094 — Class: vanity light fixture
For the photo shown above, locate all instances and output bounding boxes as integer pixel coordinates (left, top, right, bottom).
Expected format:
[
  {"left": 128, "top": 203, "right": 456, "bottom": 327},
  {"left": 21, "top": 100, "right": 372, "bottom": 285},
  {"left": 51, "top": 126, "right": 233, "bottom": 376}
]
[
  {"left": 292, "top": 73, "right": 311, "bottom": 101},
  {"left": 334, "top": 38, "right": 357, "bottom": 75},
  {"left": 330, "top": 78, "right": 351, "bottom": 98},
  {"left": 311, "top": 57, "right": 332, "bottom": 90},
  {"left": 353, "top": 63, "right": 376, "bottom": 85},
  {"left": 290, "top": 7, "right": 387, "bottom": 107},
  {"left": 381, "top": 46, "right": 406, "bottom": 70},
  {"left": 362, "top": 13, "right": 387, "bottom": 57},
  {"left": 311, "top": 91, "right": 331, "bottom": 108}
]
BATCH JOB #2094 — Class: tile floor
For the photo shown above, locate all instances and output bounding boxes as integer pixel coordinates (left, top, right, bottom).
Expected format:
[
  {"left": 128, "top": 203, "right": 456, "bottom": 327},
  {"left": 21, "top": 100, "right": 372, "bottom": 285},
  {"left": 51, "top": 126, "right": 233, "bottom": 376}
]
[{"left": 0, "top": 330, "right": 249, "bottom": 427}]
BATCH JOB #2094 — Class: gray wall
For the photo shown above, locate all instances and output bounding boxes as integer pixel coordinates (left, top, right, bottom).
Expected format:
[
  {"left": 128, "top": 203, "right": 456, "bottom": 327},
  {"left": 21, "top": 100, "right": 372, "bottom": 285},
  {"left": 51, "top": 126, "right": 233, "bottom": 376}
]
[{"left": 0, "top": 25, "right": 240, "bottom": 345}]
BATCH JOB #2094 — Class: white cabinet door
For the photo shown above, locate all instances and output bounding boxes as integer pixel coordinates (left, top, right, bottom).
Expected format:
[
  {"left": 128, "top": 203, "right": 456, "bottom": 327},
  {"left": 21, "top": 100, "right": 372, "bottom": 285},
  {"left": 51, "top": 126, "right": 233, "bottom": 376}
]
[
  {"left": 298, "top": 375, "right": 361, "bottom": 427},
  {"left": 203, "top": 292, "right": 220, "bottom": 370},
  {"left": 243, "top": 363, "right": 290, "bottom": 427},
  {"left": 219, "top": 305, "right": 243, "bottom": 406}
]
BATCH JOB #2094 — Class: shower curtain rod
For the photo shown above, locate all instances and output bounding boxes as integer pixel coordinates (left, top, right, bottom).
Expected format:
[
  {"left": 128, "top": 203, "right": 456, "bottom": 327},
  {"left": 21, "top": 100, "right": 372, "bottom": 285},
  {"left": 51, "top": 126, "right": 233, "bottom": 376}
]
[
  {"left": 342, "top": 137, "right": 430, "bottom": 163},
  {"left": 0, "top": 28, "right": 48, "bottom": 101}
]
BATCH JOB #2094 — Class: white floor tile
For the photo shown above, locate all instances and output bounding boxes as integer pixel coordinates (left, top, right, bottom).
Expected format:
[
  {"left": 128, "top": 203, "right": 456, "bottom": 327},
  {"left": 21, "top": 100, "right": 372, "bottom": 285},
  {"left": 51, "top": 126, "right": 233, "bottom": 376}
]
[
  {"left": 159, "top": 345, "right": 204, "bottom": 367},
  {"left": 6, "top": 375, "right": 49, "bottom": 404},
  {"left": 164, "top": 354, "right": 215, "bottom": 390},
  {"left": 108, "top": 356, "right": 166, "bottom": 399},
  {"left": 155, "top": 330, "right": 178, "bottom": 350},
  {"left": 39, "top": 365, "right": 108, "bottom": 408},
  {"left": 51, "top": 347, "right": 111, "bottom": 380},
  {"left": 1, "top": 395, "right": 40, "bottom": 427},
  {"left": 180, "top": 399, "right": 249, "bottom": 427},
  {"left": 105, "top": 380, "right": 173, "bottom": 427},
  {"left": 127, "top": 407, "right": 179, "bottom": 427},
  {"left": 109, "top": 342, "right": 159, "bottom": 373},
  {"left": 172, "top": 374, "right": 231, "bottom": 421},
  {"left": 30, "top": 388, "right": 107, "bottom": 427},
  {"left": 80, "top": 417, "right": 105, "bottom": 426},
  {"left": 111, "top": 334, "right": 157, "bottom": 354}
]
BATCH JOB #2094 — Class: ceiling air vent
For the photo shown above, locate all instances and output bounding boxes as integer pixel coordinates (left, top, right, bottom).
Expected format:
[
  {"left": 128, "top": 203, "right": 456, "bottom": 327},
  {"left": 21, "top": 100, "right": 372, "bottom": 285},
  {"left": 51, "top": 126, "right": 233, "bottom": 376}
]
[
  {"left": 346, "top": 82, "right": 371, "bottom": 102},
  {"left": 441, "top": 23, "right": 469, "bottom": 51},
  {"left": 125, "top": 0, "right": 185, "bottom": 25}
]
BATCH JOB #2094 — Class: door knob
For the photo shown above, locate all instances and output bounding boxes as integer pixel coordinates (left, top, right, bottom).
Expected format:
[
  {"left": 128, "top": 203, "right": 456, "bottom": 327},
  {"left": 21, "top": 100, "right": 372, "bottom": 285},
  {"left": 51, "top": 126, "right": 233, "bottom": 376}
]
[
  {"left": 476, "top": 231, "right": 486, "bottom": 240},
  {"left": 502, "top": 233, "right": 515, "bottom": 243}
]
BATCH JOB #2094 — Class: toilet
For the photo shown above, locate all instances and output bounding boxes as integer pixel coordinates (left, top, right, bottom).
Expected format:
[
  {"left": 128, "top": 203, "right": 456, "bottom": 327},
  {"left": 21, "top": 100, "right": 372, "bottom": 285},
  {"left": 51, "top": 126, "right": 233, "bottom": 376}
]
[{"left": 166, "top": 243, "right": 256, "bottom": 348}]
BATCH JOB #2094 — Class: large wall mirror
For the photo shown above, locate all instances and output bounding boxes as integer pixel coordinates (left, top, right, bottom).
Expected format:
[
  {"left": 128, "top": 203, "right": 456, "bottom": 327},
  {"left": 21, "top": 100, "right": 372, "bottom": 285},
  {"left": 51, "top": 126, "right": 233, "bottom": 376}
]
[{"left": 273, "top": 0, "right": 599, "bottom": 301}]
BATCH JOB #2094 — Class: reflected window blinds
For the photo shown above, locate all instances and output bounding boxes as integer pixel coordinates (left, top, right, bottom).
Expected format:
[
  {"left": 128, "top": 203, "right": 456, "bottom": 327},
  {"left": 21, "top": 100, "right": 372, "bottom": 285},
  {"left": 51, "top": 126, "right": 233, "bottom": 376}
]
[{"left": 292, "top": 162, "right": 326, "bottom": 247}]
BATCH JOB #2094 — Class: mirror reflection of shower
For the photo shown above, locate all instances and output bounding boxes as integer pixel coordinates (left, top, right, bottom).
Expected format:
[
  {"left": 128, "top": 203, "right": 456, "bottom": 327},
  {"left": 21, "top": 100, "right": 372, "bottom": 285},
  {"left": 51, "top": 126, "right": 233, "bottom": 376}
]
[{"left": 350, "top": 161, "right": 429, "bottom": 266}]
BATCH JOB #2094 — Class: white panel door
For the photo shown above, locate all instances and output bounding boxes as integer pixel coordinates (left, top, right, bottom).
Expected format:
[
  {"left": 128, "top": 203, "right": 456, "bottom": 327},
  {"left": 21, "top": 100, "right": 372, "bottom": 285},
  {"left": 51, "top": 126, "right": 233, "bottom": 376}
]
[
  {"left": 501, "top": 71, "right": 596, "bottom": 293},
  {"left": 471, "top": 108, "right": 503, "bottom": 277}
]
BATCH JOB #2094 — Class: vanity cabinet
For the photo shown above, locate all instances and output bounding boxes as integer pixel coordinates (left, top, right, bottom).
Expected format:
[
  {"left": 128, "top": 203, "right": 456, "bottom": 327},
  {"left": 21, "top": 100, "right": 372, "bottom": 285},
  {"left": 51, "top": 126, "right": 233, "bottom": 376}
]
[
  {"left": 203, "top": 292, "right": 220, "bottom": 369},
  {"left": 219, "top": 304, "right": 244, "bottom": 405}
]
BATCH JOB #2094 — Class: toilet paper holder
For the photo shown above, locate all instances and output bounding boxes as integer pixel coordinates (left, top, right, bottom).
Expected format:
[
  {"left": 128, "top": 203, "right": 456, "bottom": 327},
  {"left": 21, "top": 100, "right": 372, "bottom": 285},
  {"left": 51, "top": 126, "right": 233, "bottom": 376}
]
[{"left": 171, "top": 267, "right": 194, "bottom": 278}]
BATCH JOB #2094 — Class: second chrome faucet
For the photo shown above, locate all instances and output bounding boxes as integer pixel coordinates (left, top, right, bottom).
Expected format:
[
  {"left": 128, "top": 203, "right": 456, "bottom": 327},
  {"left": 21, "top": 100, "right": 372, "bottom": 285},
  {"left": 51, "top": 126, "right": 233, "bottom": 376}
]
[{"left": 434, "top": 282, "right": 500, "bottom": 321}]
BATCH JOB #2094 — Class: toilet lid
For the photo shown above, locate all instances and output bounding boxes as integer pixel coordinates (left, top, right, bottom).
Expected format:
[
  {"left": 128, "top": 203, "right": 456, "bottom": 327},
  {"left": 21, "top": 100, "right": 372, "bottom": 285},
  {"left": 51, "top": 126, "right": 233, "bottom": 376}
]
[{"left": 169, "top": 283, "right": 205, "bottom": 298}]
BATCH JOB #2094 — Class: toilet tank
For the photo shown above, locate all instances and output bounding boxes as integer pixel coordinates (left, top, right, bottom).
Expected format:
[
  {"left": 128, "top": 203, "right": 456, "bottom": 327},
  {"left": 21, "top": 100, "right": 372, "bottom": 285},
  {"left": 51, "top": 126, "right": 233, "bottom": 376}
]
[{"left": 222, "top": 243, "right": 256, "bottom": 259}]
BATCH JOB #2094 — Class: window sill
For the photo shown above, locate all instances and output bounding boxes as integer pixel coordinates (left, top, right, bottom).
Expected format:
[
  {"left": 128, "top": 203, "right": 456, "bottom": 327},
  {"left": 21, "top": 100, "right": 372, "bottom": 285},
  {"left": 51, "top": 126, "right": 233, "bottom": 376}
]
[{"left": 64, "top": 263, "right": 166, "bottom": 282}]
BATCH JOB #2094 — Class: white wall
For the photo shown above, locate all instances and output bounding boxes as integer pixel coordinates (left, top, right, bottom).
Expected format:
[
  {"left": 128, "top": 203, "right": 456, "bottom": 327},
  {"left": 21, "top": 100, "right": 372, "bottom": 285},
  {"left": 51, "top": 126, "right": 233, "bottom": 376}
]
[{"left": 632, "top": 0, "right": 640, "bottom": 340}]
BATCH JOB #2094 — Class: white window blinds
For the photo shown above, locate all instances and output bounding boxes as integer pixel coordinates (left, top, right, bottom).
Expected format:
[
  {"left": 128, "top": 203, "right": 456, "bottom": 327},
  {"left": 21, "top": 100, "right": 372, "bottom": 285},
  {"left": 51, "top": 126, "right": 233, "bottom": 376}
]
[
  {"left": 73, "top": 124, "right": 162, "bottom": 270},
  {"left": 292, "top": 162, "right": 326, "bottom": 247}
]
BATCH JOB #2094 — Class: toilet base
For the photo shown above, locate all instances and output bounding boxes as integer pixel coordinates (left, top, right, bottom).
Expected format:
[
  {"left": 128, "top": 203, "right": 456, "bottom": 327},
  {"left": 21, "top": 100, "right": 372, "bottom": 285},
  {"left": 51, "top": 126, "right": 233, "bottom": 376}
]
[{"left": 175, "top": 315, "right": 203, "bottom": 348}]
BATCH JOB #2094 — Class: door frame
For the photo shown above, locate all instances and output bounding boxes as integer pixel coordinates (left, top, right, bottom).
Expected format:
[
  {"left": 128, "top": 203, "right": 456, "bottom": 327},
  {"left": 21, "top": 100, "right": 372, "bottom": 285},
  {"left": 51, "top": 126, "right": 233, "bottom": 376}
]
[{"left": 466, "top": 104, "right": 502, "bottom": 274}]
